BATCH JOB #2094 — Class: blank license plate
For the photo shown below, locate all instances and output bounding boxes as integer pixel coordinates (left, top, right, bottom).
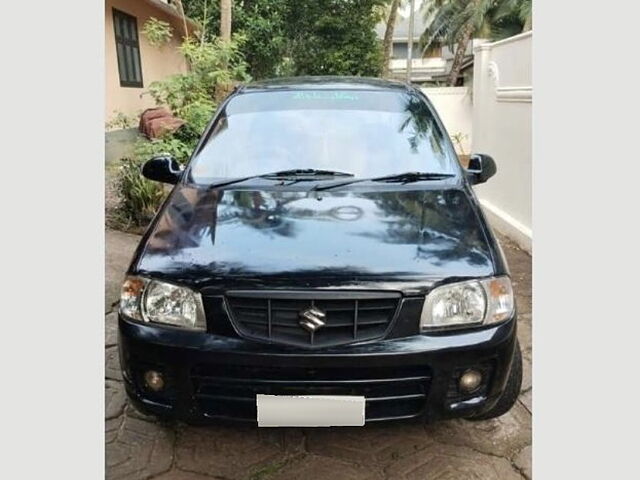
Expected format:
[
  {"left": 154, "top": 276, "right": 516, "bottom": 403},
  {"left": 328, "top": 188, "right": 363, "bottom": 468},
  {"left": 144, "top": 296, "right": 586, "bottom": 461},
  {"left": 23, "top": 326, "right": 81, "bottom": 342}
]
[{"left": 256, "top": 394, "right": 365, "bottom": 427}]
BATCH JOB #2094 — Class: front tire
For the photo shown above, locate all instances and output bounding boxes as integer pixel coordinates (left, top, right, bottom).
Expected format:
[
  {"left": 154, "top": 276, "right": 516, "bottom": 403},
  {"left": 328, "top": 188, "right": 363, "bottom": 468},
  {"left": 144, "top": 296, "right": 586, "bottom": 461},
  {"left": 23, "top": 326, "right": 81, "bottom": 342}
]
[{"left": 468, "top": 340, "right": 523, "bottom": 421}]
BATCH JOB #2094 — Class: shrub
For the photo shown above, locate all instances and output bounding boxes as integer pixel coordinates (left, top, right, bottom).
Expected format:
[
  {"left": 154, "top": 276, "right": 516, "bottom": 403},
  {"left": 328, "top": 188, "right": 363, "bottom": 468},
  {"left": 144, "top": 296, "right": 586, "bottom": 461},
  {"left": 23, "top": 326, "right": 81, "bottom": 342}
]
[
  {"left": 181, "top": 0, "right": 386, "bottom": 78},
  {"left": 112, "top": 34, "right": 250, "bottom": 230},
  {"left": 113, "top": 158, "right": 166, "bottom": 229},
  {"left": 106, "top": 111, "right": 137, "bottom": 130},
  {"left": 142, "top": 17, "right": 173, "bottom": 47},
  {"left": 285, "top": 0, "right": 385, "bottom": 77},
  {"left": 133, "top": 135, "right": 194, "bottom": 165},
  {"left": 146, "top": 36, "right": 249, "bottom": 118}
]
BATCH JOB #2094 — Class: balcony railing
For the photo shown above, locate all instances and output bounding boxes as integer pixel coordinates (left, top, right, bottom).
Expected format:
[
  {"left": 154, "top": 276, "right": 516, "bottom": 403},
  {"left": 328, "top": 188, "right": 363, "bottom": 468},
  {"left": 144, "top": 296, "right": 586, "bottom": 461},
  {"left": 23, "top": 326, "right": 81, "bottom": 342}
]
[{"left": 389, "top": 57, "right": 446, "bottom": 72}]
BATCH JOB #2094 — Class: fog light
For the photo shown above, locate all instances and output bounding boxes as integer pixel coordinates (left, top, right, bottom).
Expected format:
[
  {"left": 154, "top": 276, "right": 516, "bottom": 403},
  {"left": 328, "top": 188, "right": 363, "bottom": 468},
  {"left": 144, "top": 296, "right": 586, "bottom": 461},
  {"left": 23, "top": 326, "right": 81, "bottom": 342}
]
[
  {"left": 144, "top": 370, "right": 165, "bottom": 392},
  {"left": 459, "top": 369, "right": 482, "bottom": 393}
]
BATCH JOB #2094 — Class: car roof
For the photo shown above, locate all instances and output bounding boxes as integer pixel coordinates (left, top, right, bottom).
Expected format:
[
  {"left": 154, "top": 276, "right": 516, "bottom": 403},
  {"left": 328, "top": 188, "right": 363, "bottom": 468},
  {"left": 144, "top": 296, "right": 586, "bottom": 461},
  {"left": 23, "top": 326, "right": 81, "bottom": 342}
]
[{"left": 239, "top": 76, "right": 412, "bottom": 93}]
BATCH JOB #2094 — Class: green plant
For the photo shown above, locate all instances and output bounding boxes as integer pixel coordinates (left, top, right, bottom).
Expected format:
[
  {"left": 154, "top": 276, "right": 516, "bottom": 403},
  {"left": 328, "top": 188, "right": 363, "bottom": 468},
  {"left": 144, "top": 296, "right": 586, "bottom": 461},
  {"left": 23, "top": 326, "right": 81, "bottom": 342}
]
[
  {"left": 141, "top": 33, "right": 251, "bottom": 164},
  {"left": 111, "top": 137, "right": 188, "bottom": 230},
  {"left": 499, "top": 0, "right": 532, "bottom": 31},
  {"left": 420, "top": 0, "right": 531, "bottom": 85},
  {"left": 234, "top": 0, "right": 289, "bottom": 79},
  {"left": 106, "top": 111, "right": 137, "bottom": 130},
  {"left": 114, "top": 157, "right": 166, "bottom": 228},
  {"left": 183, "top": 0, "right": 290, "bottom": 79},
  {"left": 182, "top": 0, "right": 387, "bottom": 79},
  {"left": 284, "top": 0, "right": 386, "bottom": 76},
  {"left": 142, "top": 17, "right": 173, "bottom": 47},
  {"left": 451, "top": 132, "right": 468, "bottom": 154},
  {"left": 146, "top": 36, "right": 249, "bottom": 117},
  {"left": 133, "top": 136, "right": 194, "bottom": 164},
  {"left": 112, "top": 33, "right": 250, "bottom": 230}
]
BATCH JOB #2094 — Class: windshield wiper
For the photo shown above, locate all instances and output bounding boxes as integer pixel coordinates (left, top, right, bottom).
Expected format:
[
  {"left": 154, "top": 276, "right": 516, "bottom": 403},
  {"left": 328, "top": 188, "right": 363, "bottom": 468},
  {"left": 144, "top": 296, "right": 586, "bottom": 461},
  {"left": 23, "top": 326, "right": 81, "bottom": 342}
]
[
  {"left": 371, "top": 172, "right": 455, "bottom": 184},
  {"left": 205, "top": 169, "right": 353, "bottom": 189},
  {"left": 313, "top": 171, "right": 455, "bottom": 191},
  {"left": 260, "top": 168, "right": 353, "bottom": 179}
]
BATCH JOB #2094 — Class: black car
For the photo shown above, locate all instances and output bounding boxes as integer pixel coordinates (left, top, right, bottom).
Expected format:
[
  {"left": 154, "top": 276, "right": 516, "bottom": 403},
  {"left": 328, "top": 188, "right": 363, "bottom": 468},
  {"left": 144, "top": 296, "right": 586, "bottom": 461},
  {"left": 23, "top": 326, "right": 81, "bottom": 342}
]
[{"left": 118, "top": 76, "right": 522, "bottom": 426}]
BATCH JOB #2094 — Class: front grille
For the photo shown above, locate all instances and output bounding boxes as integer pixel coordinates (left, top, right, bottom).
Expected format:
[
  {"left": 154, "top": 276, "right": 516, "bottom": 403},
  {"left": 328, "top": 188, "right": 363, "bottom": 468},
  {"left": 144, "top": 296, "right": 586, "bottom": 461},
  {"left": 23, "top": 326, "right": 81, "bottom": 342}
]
[
  {"left": 224, "top": 290, "right": 401, "bottom": 348},
  {"left": 191, "top": 363, "right": 430, "bottom": 422}
]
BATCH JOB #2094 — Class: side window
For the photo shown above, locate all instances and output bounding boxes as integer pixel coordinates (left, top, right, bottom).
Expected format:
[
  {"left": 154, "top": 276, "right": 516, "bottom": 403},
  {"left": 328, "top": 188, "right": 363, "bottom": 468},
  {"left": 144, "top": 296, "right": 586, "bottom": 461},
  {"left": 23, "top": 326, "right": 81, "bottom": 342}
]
[{"left": 113, "top": 9, "right": 143, "bottom": 88}]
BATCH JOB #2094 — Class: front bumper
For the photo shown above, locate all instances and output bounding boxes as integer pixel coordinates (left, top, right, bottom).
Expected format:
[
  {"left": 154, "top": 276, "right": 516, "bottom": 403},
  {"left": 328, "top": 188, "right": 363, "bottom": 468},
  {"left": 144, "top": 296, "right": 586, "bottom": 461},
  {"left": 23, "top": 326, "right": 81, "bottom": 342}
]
[{"left": 118, "top": 315, "right": 517, "bottom": 424}]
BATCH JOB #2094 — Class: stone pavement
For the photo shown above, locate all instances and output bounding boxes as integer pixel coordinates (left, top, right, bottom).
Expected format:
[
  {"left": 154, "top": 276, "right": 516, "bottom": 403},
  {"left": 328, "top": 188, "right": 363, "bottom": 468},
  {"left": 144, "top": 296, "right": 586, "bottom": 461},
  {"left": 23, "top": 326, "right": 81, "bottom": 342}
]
[{"left": 105, "top": 230, "right": 532, "bottom": 480}]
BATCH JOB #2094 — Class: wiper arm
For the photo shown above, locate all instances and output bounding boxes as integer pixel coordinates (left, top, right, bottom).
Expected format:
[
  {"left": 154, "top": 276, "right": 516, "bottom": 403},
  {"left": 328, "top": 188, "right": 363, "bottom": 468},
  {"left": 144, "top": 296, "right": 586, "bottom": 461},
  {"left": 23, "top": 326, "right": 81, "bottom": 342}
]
[
  {"left": 205, "top": 169, "right": 353, "bottom": 189},
  {"left": 260, "top": 168, "right": 354, "bottom": 179},
  {"left": 313, "top": 171, "right": 454, "bottom": 191},
  {"left": 370, "top": 171, "right": 455, "bottom": 184}
]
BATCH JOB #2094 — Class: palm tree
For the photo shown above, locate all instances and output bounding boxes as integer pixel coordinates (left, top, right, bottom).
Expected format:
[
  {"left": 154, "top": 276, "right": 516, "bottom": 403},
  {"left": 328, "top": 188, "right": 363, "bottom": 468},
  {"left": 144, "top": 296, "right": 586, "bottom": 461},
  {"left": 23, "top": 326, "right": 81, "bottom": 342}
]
[
  {"left": 499, "top": 0, "right": 532, "bottom": 31},
  {"left": 220, "top": 0, "right": 232, "bottom": 41},
  {"left": 521, "top": 0, "right": 532, "bottom": 30},
  {"left": 382, "top": 0, "right": 401, "bottom": 78},
  {"left": 216, "top": 0, "right": 233, "bottom": 101},
  {"left": 420, "top": 0, "right": 531, "bottom": 86},
  {"left": 174, "top": 0, "right": 191, "bottom": 39}
]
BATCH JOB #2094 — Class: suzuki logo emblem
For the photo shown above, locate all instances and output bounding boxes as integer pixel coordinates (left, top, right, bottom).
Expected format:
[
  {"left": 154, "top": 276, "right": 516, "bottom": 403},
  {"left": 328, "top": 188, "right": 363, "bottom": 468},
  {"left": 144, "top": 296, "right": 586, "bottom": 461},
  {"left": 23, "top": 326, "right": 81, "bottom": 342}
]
[{"left": 299, "top": 306, "right": 326, "bottom": 333}]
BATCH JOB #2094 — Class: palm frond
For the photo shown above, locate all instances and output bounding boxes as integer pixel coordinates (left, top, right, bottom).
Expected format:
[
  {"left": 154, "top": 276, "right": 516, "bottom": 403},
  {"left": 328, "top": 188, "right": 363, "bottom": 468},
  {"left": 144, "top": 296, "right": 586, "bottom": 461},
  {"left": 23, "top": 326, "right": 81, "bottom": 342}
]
[
  {"left": 418, "top": 0, "right": 530, "bottom": 56},
  {"left": 419, "top": 1, "right": 459, "bottom": 50}
]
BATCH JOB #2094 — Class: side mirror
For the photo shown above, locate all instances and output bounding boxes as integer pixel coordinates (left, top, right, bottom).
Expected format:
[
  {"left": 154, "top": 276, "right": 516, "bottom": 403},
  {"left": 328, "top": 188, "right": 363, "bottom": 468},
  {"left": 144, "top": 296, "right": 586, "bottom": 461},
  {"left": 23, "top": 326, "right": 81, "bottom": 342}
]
[
  {"left": 466, "top": 154, "right": 497, "bottom": 185},
  {"left": 142, "top": 155, "right": 182, "bottom": 184}
]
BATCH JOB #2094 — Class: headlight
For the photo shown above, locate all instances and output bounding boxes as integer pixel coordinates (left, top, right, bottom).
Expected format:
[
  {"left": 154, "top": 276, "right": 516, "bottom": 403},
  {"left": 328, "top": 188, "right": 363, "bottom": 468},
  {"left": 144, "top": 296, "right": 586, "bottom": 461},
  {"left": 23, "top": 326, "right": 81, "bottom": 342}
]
[
  {"left": 420, "top": 276, "right": 514, "bottom": 331},
  {"left": 120, "top": 276, "right": 206, "bottom": 330}
]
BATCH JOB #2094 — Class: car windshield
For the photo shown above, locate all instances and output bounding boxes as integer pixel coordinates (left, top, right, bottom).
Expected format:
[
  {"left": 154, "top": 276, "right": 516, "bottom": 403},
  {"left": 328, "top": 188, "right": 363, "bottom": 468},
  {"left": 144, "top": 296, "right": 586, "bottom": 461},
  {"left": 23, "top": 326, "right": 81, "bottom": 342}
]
[{"left": 187, "top": 89, "right": 459, "bottom": 183}]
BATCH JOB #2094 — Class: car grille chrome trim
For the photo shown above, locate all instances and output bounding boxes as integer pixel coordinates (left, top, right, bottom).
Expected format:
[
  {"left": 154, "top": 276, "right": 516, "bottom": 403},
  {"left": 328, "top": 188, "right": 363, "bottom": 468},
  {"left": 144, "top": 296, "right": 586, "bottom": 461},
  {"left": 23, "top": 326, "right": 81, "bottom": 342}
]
[{"left": 223, "top": 290, "right": 402, "bottom": 349}]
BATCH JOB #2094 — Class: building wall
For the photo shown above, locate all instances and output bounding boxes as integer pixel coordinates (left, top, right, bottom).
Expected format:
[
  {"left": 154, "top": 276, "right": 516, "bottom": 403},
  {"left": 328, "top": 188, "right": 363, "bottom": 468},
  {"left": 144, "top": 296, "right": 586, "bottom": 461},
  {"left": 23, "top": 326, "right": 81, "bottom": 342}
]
[
  {"left": 392, "top": 41, "right": 421, "bottom": 59},
  {"left": 472, "top": 32, "right": 532, "bottom": 252},
  {"left": 421, "top": 87, "right": 473, "bottom": 154},
  {"left": 105, "top": 0, "right": 188, "bottom": 126}
]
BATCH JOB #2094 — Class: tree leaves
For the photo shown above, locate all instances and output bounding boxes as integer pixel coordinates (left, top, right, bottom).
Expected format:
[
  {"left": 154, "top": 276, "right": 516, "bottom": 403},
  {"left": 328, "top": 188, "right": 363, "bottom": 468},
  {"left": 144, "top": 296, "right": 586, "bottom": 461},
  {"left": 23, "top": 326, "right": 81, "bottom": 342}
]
[
  {"left": 183, "top": 0, "right": 387, "bottom": 78},
  {"left": 142, "top": 17, "right": 173, "bottom": 47}
]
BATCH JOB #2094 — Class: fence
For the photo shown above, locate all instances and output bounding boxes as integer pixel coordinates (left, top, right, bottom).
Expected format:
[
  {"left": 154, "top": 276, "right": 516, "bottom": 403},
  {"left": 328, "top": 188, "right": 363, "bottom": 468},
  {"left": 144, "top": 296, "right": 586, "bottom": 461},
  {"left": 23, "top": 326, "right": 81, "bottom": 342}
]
[{"left": 471, "top": 31, "right": 532, "bottom": 252}]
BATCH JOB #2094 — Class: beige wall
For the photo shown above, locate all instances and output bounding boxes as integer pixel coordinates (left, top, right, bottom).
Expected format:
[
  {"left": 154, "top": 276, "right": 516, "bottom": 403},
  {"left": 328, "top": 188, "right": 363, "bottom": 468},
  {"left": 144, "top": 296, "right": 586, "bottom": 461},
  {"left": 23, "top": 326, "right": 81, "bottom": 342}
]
[
  {"left": 421, "top": 86, "right": 473, "bottom": 154},
  {"left": 472, "top": 32, "right": 532, "bottom": 252},
  {"left": 105, "top": 0, "right": 188, "bottom": 126}
]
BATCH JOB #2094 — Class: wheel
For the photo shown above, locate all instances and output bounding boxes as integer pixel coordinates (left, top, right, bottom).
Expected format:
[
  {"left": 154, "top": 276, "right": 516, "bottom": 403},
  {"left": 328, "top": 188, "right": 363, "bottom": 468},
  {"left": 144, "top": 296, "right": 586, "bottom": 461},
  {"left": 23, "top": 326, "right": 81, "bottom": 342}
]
[{"left": 468, "top": 340, "right": 523, "bottom": 421}]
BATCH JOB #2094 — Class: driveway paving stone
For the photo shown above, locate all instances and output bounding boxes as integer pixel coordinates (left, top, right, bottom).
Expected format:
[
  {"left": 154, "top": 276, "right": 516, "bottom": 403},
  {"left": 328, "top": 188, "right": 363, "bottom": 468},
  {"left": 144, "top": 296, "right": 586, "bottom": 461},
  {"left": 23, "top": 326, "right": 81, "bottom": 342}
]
[
  {"left": 383, "top": 443, "right": 522, "bottom": 480},
  {"left": 424, "top": 402, "right": 532, "bottom": 459},
  {"left": 174, "top": 425, "right": 288, "bottom": 479},
  {"left": 522, "top": 355, "right": 532, "bottom": 393},
  {"left": 106, "top": 345, "right": 123, "bottom": 382},
  {"left": 106, "top": 415, "right": 175, "bottom": 480},
  {"left": 152, "top": 470, "right": 221, "bottom": 480},
  {"left": 304, "top": 423, "right": 436, "bottom": 466},
  {"left": 105, "top": 229, "right": 532, "bottom": 479},
  {"left": 513, "top": 445, "right": 532, "bottom": 480},
  {"left": 272, "top": 453, "right": 385, "bottom": 480},
  {"left": 106, "top": 417, "right": 123, "bottom": 444},
  {"left": 517, "top": 314, "right": 532, "bottom": 361},
  {"left": 520, "top": 390, "right": 532, "bottom": 415},
  {"left": 106, "top": 312, "right": 118, "bottom": 347},
  {"left": 106, "top": 379, "right": 127, "bottom": 420}
]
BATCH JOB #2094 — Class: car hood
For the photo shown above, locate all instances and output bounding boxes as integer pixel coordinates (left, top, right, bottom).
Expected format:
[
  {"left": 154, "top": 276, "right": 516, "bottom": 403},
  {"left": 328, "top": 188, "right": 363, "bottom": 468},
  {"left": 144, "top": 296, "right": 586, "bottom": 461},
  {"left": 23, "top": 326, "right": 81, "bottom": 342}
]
[{"left": 134, "top": 184, "right": 495, "bottom": 293}]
